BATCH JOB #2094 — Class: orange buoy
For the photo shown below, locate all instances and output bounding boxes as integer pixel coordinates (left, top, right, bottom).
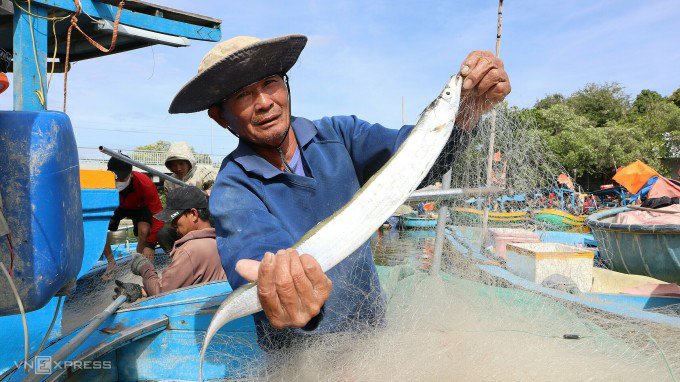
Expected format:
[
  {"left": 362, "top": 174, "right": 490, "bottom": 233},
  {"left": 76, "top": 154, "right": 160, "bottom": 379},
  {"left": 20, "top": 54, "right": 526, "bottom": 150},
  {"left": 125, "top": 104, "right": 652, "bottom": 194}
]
[{"left": 0, "top": 72, "right": 8, "bottom": 94}]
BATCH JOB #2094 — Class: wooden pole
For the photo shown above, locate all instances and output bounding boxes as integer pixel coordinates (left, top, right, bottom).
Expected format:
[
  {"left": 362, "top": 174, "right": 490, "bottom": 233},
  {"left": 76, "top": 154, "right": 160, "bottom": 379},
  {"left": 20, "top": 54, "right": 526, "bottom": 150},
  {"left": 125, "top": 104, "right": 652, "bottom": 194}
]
[{"left": 480, "top": 0, "right": 504, "bottom": 248}]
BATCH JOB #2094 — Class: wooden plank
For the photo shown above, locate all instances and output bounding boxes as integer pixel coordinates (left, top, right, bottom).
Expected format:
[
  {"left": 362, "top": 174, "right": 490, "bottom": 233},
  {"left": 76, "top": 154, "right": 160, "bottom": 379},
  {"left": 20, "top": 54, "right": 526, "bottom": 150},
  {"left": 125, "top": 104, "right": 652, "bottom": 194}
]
[
  {"left": 30, "top": 0, "right": 221, "bottom": 41},
  {"left": 13, "top": 2, "right": 48, "bottom": 110},
  {"left": 98, "top": 0, "right": 221, "bottom": 26}
]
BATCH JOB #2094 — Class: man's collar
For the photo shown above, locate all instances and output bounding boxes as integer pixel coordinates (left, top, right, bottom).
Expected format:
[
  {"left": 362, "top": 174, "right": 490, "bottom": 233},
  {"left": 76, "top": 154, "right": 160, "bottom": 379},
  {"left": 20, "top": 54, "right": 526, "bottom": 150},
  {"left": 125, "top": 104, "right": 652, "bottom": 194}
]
[
  {"left": 292, "top": 116, "right": 317, "bottom": 148},
  {"left": 231, "top": 116, "right": 317, "bottom": 179}
]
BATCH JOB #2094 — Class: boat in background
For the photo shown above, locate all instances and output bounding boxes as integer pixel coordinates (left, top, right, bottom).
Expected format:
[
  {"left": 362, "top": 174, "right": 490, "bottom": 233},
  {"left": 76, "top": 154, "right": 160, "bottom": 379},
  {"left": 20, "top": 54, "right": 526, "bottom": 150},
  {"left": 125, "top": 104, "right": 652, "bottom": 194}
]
[
  {"left": 586, "top": 207, "right": 680, "bottom": 284},
  {"left": 532, "top": 208, "right": 588, "bottom": 232},
  {"left": 399, "top": 213, "right": 439, "bottom": 229},
  {"left": 451, "top": 207, "right": 528, "bottom": 226}
]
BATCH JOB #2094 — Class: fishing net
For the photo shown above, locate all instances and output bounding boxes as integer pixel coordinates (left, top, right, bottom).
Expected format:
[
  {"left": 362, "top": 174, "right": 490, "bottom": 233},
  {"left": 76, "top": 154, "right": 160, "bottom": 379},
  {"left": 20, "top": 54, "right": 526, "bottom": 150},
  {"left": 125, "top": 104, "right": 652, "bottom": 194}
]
[{"left": 203, "top": 103, "right": 680, "bottom": 381}]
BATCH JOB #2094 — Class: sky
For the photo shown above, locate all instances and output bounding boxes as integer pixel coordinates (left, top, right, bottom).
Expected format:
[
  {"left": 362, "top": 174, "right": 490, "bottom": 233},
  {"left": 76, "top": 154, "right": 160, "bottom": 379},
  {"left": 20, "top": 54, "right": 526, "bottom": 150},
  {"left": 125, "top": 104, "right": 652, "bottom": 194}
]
[{"left": 1, "top": 0, "right": 679, "bottom": 156}]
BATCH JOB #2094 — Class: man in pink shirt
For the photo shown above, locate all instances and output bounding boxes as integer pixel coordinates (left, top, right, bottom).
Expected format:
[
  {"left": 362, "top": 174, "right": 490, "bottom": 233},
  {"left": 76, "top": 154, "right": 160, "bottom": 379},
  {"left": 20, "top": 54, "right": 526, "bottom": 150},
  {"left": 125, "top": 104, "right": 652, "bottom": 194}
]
[{"left": 114, "top": 186, "right": 226, "bottom": 302}]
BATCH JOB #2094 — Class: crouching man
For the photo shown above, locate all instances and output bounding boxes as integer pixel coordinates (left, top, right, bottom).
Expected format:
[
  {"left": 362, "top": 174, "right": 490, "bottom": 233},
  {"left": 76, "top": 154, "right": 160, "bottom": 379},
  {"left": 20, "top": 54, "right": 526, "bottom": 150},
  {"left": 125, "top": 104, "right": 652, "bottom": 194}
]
[{"left": 114, "top": 186, "right": 226, "bottom": 302}]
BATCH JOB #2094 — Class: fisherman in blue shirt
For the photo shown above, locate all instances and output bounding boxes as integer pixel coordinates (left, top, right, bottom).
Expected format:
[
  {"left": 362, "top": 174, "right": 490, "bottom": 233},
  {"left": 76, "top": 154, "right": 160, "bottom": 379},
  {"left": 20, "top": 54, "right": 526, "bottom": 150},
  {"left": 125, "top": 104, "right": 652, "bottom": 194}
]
[{"left": 169, "top": 34, "right": 510, "bottom": 349}]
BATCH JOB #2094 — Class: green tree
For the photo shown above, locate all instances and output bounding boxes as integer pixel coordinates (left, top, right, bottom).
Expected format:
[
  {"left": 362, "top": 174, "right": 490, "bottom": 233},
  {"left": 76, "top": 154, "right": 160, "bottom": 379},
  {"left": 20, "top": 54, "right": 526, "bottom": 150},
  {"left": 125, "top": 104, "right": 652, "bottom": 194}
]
[
  {"left": 632, "top": 89, "right": 664, "bottom": 114},
  {"left": 533, "top": 93, "right": 565, "bottom": 110},
  {"left": 534, "top": 103, "right": 592, "bottom": 136},
  {"left": 566, "top": 82, "right": 630, "bottom": 127},
  {"left": 136, "top": 140, "right": 213, "bottom": 165},
  {"left": 136, "top": 140, "right": 172, "bottom": 152},
  {"left": 532, "top": 102, "right": 666, "bottom": 179},
  {"left": 668, "top": 87, "right": 680, "bottom": 108}
]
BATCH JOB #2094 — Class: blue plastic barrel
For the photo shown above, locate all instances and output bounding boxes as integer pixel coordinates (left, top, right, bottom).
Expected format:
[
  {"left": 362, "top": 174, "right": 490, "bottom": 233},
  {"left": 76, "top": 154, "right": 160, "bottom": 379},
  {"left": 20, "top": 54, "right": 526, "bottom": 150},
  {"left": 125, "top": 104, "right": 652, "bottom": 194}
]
[{"left": 0, "top": 111, "right": 84, "bottom": 315}]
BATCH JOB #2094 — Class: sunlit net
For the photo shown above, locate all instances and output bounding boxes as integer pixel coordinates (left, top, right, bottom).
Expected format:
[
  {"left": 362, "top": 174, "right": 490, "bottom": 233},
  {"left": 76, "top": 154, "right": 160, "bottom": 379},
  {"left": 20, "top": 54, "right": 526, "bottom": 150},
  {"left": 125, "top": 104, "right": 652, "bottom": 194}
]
[{"left": 223, "top": 103, "right": 680, "bottom": 381}]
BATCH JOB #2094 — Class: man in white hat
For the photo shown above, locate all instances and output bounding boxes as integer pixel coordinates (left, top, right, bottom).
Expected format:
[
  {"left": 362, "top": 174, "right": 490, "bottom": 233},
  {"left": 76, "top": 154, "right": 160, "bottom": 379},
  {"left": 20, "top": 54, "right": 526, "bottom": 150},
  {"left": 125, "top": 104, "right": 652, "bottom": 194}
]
[{"left": 170, "top": 34, "right": 510, "bottom": 349}]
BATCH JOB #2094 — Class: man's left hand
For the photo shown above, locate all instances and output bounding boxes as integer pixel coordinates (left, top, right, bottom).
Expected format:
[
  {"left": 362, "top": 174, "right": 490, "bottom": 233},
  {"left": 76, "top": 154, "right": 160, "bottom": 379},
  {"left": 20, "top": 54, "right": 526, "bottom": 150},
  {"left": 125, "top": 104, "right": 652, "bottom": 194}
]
[
  {"left": 455, "top": 50, "right": 511, "bottom": 131},
  {"left": 113, "top": 280, "right": 143, "bottom": 302}
]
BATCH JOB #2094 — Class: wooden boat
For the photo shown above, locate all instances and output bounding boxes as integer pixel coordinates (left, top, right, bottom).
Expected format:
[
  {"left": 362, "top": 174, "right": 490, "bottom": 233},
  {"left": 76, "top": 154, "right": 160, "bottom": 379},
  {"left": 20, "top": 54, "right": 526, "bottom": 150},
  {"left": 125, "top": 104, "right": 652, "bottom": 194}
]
[
  {"left": 532, "top": 208, "right": 589, "bottom": 232},
  {"left": 398, "top": 213, "right": 439, "bottom": 229},
  {"left": 451, "top": 207, "right": 527, "bottom": 226},
  {"left": 585, "top": 207, "right": 680, "bottom": 284}
]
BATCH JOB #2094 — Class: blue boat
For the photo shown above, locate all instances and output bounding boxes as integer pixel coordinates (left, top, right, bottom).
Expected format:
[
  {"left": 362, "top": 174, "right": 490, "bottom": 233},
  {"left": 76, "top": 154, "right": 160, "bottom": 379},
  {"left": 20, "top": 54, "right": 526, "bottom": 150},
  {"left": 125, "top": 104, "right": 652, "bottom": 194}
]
[
  {"left": 398, "top": 213, "right": 439, "bottom": 229},
  {"left": 586, "top": 207, "right": 680, "bottom": 284}
]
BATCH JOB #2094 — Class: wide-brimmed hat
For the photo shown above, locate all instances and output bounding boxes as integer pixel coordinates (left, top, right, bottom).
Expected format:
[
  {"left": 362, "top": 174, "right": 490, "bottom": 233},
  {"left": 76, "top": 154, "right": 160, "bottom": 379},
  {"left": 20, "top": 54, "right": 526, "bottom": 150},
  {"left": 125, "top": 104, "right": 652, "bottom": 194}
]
[
  {"left": 154, "top": 186, "right": 209, "bottom": 222},
  {"left": 169, "top": 34, "right": 307, "bottom": 114}
]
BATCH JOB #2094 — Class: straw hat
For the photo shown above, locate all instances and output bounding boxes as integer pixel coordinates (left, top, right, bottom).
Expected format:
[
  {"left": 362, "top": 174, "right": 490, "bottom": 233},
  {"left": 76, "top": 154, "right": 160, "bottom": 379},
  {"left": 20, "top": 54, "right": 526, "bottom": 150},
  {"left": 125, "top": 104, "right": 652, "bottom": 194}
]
[{"left": 169, "top": 34, "right": 307, "bottom": 114}]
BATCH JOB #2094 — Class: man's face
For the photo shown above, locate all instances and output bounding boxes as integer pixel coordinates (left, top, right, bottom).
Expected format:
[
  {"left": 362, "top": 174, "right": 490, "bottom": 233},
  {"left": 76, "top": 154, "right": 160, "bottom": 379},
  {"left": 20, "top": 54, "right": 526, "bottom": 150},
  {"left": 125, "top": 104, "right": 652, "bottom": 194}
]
[
  {"left": 220, "top": 75, "right": 290, "bottom": 147},
  {"left": 168, "top": 160, "right": 191, "bottom": 179},
  {"left": 172, "top": 209, "right": 196, "bottom": 237}
]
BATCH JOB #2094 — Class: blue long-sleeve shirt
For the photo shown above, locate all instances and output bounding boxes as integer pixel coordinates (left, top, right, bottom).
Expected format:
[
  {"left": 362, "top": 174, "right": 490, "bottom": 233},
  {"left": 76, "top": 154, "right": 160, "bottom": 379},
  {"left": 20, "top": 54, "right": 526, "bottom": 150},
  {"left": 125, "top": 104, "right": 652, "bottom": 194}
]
[{"left": 210, "top": 115, "right": 463, "bottom": 349}]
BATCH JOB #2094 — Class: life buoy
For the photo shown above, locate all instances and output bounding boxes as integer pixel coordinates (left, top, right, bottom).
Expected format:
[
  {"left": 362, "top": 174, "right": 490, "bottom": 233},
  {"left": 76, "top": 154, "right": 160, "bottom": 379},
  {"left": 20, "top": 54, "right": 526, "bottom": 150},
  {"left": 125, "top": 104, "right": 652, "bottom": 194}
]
[{"left": 0, "top": 73, "right": 8, "bottom": 94}]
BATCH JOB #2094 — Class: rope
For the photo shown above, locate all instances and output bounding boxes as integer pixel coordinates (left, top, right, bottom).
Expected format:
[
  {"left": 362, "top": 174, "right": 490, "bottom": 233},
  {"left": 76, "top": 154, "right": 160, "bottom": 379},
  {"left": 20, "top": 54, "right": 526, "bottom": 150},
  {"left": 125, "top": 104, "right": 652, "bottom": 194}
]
[
  {"left": 63, "top": 0, "right": 125, "bottom": 111},
  {"left": 35, "top": 296, "right": 63, "bottom": 356},
  {"left": 47, "top": 19, "right": 61, "bottom": 91},
  {"left": 6, "top": 233, "right": 15, "bottom": 276},
  {"left": 27, "top": 0, "right": 46, "bottom": 108},
  {"left": 0, "top": 262, "right": 29, "bottom": 372},
  {"left": 12, "top": 0, "right": 71, "bottom": 21}
]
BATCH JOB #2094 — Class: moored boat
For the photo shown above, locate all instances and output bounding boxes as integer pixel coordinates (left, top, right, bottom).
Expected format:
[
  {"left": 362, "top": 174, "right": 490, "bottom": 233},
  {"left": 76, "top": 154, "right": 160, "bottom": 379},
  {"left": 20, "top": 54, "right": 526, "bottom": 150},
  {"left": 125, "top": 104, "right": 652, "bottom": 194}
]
[
  {"left": 585, "top": 207, "right": 680, "bottom": 284},
  {"left": 398, "top": 213, "right": 439, "bottom": 229},
  {"left": 451, "top": 207, "right": 528, "bottom": 226},
  {"left": 532, "top": 208, "right": 589, "bottom": 232}
]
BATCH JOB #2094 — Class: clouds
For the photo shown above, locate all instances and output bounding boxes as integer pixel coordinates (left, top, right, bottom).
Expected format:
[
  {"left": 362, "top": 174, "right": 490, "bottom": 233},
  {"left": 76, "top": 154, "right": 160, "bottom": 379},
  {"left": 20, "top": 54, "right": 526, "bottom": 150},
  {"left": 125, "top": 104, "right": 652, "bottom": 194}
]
[{"left": 1, "top": 1, "right": 678, "bottom": 155}]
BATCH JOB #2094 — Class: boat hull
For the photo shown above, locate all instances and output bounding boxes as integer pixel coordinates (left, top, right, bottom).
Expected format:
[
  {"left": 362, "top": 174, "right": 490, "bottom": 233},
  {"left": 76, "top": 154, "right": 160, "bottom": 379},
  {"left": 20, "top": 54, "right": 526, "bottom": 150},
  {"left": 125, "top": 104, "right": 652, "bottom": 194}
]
[
  {"left": 451, "top": 207, "right": 527, "bottom": 226},
  {"left": 398, "top": 214, "right": 438, "bottom": 229},
  {"left": 533, "top": 208, "right": 588, "bottom": 232},
  {"left": 79, "top": 170, "right": 118, "bottom": 278},
  {"left": 586, "top": 207, "right": 680, "bottom": 284}
]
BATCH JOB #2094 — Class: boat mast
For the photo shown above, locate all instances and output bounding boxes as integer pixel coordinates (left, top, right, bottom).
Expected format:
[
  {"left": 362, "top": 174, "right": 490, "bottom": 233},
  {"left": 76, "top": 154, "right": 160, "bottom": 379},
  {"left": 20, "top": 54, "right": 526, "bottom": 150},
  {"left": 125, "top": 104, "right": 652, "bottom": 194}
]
[{"left": 480, "top": 0, "right": 504, "bottom": 249}]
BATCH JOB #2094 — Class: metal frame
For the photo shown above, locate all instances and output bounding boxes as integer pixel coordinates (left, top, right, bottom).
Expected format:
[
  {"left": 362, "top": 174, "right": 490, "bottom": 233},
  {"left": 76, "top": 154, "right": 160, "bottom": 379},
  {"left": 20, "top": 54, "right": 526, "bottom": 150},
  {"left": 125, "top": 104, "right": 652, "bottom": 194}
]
[{"left": 7, "top": 0, "right": 221, "bottom": 111}]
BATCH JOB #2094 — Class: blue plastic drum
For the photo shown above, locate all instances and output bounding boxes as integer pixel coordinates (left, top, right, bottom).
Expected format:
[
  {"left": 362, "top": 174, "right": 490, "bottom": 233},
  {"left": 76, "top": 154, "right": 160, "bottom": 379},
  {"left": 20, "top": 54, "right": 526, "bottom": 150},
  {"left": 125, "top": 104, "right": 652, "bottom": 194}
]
[{"left": 0, "top": 111, "right": 84, "bottom": 315}]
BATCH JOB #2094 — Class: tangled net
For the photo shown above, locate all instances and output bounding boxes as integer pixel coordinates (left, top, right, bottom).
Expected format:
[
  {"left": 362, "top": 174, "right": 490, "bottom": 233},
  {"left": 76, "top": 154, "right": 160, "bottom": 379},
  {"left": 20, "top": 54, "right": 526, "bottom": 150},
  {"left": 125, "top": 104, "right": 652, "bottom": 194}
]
[{"left": 217, "top": 105, "right": 680, "bottom": 381}]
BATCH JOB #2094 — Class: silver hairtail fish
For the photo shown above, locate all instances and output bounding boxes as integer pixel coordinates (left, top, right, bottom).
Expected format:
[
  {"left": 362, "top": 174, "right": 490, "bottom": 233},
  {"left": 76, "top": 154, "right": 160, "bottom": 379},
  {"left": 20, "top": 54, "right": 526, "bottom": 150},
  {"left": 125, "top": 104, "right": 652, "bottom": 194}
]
[{"left": 199, "top": 75, "right": 463, "bottom": 380}]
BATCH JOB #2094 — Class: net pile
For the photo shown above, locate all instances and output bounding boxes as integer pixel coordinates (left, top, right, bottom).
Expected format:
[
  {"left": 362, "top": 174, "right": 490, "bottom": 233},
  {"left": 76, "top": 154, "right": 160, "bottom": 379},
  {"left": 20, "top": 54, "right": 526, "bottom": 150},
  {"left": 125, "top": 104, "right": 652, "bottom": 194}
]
[{"left": 216, "top": 105, "right": 680, "bottom": 381}]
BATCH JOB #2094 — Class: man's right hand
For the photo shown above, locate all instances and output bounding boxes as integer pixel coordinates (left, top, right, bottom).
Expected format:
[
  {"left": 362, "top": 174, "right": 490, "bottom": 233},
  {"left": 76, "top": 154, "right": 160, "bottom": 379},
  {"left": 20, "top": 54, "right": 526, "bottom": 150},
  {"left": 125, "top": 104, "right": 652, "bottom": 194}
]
[
  {"left": 235, "top": 249, "right": 332, "bottom": 329},
  {"left": 130, "top": 253, "right": 153, "bottom": 276}
]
